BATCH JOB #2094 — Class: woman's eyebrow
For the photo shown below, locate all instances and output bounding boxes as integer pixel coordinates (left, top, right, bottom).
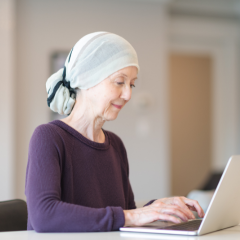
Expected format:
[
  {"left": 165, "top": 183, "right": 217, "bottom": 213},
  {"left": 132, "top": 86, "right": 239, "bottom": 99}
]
[{"left": 120, "top": 73, "right": 138, "bottom": 80}]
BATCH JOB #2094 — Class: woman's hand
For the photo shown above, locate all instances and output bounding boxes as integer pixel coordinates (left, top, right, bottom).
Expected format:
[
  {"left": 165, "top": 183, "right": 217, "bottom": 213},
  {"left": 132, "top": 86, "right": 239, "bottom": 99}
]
[{"left": 123, "top": 196, "right": 205, "bottom": 227}]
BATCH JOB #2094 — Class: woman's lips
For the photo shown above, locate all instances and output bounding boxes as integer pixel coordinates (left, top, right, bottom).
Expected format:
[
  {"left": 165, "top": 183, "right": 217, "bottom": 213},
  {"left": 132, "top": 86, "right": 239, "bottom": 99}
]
[{"left": 112, "top": 104, "right": 122, "bottom": 109}]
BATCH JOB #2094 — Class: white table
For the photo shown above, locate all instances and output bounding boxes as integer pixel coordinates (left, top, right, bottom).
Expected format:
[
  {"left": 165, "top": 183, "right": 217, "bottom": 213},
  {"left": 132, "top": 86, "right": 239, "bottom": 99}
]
[{"left": 1, "top": 226, "right": 240, "bottom": 240}]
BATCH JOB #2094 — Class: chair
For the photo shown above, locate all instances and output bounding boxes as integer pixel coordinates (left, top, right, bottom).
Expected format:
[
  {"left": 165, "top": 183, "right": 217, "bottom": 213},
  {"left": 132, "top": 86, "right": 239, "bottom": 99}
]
[
  {"left": 201, "top": 172, "right": 223, "bottom": 190},
  {"left": 0, "top": 199, "right": 27, "bottom": 232}
]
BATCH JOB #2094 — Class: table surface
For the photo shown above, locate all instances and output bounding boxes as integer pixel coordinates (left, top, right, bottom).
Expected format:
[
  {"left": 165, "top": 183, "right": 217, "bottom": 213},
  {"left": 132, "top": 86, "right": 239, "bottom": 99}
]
[{"left": 1, "top": 226, "right": 240, "bottom": 240}]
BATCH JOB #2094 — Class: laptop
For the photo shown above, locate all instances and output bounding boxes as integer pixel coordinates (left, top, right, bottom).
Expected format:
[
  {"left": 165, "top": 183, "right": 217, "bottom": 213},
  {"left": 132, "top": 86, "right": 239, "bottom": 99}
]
[{"left": 120, "top": 155, "right": 240, "bottom": 236}]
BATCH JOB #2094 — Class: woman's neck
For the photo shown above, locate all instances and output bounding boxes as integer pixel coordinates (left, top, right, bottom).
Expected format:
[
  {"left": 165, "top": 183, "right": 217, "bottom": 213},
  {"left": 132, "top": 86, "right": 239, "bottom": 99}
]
[{"left": 60, "top": 99, "right": 106, "bottom": 143}]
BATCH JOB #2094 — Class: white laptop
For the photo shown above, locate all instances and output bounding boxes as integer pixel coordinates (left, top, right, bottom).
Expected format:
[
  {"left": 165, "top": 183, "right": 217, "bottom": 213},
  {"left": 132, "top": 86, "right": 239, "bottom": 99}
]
[{"left": 120, "top": 155, "right": 240, "bottom": 236}]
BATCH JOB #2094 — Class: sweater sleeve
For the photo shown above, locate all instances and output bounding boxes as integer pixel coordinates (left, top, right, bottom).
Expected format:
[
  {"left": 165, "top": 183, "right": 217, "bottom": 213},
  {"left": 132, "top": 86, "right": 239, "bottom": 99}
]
[
  {"left": 25, "top": 125, "right": 124, "bottom": 232},
  {"left": 143, "top": 199, "right": 157, "bottom": 207},
  {"left": 126, "top": 175, "right": 136, "bottom": 210}
]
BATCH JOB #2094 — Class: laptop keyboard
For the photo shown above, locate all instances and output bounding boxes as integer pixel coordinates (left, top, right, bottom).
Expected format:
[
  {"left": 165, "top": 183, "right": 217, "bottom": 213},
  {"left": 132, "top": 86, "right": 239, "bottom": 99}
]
[{"left": 161, "top": 219, "right": 202, "bottom": 231}]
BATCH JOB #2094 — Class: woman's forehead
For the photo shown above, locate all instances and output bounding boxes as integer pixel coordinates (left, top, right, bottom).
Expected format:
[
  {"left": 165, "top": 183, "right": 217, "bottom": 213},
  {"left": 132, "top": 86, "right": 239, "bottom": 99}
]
[{"left": 110, "top": 67, "right": 138, "bottom": 79}]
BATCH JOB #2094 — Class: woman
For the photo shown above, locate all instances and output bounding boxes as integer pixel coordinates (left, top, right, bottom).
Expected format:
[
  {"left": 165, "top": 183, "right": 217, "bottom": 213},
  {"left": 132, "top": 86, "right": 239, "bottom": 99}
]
[{"left": 25, "top": 32, "right": 204, "bottom": 232}]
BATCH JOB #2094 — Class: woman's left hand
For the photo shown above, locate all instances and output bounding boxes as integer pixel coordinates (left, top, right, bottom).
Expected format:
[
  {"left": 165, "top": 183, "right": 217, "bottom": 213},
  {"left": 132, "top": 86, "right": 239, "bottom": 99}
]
[{"left": 153, "top": 196, "right": 205, "bottom": 219}]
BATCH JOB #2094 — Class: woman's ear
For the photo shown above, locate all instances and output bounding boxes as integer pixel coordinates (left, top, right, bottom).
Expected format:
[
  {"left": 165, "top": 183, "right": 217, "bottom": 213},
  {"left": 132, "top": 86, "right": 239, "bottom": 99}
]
[{"left": 75, "top": 88, "right": 81, "bottom": 98}]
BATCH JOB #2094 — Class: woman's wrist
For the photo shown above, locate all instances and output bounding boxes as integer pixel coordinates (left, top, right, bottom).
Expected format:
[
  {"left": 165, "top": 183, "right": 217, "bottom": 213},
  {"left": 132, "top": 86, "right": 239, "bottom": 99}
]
[{"left": 123, "top": 209, "right": 133, "bottom": 227}]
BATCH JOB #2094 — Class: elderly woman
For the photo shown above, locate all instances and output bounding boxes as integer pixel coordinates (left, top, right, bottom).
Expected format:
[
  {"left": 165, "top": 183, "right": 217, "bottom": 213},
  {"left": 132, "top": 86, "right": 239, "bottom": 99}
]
[{"left": 25, "top": 32, "right": 204, "bottom": 232}]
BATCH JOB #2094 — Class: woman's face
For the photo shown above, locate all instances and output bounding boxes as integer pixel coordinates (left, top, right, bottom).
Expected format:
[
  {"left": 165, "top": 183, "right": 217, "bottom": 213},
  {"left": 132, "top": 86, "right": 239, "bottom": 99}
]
[{"left": 85, "top": 66, "right": 138, "bottom": 121}]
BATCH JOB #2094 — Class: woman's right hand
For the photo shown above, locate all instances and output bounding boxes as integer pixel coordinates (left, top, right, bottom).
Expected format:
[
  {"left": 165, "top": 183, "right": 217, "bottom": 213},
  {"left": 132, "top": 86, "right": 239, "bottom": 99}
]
[{"left": 123, "top": 197, "right": 201, "bottom": 227}]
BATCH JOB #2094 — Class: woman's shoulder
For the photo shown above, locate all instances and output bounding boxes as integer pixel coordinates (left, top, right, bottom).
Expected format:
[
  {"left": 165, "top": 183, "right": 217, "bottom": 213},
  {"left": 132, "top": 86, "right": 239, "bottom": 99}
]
[
  {"left": 104, "top": 130, "right": 130, "bottom": 173},
  {"left": 103, "top": 130, "right": 127, "bottom": 155},
  {"left": 104, "top": 130, "right": 123, "bottom": 146},
  {"left": 30, "top": 121, "right": 68, "bottom": 147},
  {"left": 32, "top": 121, "right": 61, "bottom": 138}
]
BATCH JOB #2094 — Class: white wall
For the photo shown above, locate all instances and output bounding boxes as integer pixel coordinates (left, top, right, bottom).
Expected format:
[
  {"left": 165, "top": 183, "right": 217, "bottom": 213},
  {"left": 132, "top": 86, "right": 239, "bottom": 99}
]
[
  {"left": 0, "top": 0, "right": 15, "bottom": 201},
  {"left": 169, "top": 15, "right": 240, "bottom": 172},
  {"left": 15, "top": 0, "right": 170, "bottom": 202}
]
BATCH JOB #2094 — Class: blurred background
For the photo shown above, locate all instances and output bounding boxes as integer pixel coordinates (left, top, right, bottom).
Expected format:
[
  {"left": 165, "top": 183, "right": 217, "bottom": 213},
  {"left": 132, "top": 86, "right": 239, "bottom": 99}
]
[{"left": 1, "top": 0, "right": 240, "bottom": 210}]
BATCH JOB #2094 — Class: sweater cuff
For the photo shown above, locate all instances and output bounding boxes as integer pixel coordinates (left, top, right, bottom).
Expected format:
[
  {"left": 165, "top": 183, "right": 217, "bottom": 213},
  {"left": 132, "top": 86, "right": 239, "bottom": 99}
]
[
  {"left": 111, "top": 207, "right": 125, "bottom": 231},
  {"left": 143, "top": 199, "right": 157, "bottom": 207}
]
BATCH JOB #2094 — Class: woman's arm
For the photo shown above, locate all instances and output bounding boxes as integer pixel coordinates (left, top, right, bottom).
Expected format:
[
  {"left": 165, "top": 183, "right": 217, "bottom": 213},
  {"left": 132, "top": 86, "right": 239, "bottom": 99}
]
[{"left": 25, "top": 125, "right": 124, "bottom": 232}]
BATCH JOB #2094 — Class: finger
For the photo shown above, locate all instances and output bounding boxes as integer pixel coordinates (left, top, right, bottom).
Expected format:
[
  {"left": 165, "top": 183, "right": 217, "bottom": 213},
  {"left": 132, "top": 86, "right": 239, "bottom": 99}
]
[
  {"left": 158, "top": 213, "right": 181, "bottom": 224},
  {"left": 172, "top": 198, "right": 195, "bottom": 219},
  {"left": 183, "top": 197, "right": 205, "bottom": 218},
  {"left": 160, "top": 207, "right": 189, "bottom": 222},
  {"left": 187, "top": 205, "right": 197, "bottom": 212},
  {"left": 154, "top": 202, "right": 195, "bottom": 219},
  {"left": 169, "top": 204, "right": 195, "bottom": 220},
  {"left": 155, "top": 203, "right": 194, "bottom": 220}
]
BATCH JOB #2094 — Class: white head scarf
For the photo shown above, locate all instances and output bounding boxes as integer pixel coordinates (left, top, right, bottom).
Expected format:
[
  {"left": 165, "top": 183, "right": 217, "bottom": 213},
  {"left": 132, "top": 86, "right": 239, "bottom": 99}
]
[{"left": 46, "top": 32, "right": 140, "bottom": 115}]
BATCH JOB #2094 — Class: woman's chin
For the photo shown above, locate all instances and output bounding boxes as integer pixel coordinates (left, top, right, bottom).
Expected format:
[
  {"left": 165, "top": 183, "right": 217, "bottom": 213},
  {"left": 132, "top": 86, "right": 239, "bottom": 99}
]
[{"left": 105, "top": 113, "right": 119, "bottom": 121}]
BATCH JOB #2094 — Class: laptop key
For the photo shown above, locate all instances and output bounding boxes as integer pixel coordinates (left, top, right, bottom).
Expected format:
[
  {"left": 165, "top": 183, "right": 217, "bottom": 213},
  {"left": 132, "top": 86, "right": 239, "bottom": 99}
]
[{"left": 160, "top": 219, "right": 202, "bottom": 231}]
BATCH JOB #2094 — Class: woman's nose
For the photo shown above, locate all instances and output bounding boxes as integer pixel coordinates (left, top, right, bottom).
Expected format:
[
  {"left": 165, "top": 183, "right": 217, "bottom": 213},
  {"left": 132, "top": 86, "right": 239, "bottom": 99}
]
[{"left": 121, "top": 85, "right": 132, "bottom": 101}]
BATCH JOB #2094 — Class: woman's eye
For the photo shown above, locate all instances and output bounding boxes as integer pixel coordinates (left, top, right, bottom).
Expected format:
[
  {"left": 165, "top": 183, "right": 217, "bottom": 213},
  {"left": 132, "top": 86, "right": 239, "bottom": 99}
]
[
  {"left": 117, "top": 82, "right": 124, "bottom": 85},
  {"left": 130, "top": 84, "right": 135, "bottom": 88}
]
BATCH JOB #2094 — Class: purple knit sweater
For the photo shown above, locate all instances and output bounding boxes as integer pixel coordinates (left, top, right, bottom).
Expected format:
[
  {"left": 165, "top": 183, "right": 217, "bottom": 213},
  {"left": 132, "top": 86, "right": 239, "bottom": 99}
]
[{"left": 25, "top": 120, "right": 136, "bottom": 232}]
